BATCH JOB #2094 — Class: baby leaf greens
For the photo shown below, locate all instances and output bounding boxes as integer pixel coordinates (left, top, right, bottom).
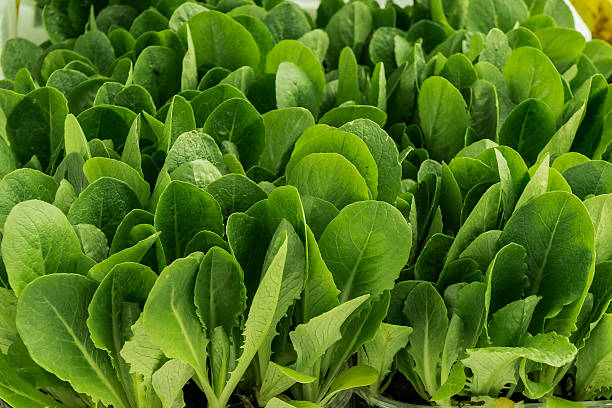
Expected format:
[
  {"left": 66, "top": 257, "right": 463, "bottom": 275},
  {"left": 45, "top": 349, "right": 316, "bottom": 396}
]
[{"left": 0, "top": 0, "right": 611, "bottom": 407}]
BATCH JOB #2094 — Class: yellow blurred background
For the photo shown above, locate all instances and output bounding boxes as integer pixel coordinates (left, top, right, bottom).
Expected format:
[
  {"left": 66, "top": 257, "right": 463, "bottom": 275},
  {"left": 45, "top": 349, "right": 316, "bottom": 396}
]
[{"left": 571, "top": 0, "right": 612, "bottom": 42}]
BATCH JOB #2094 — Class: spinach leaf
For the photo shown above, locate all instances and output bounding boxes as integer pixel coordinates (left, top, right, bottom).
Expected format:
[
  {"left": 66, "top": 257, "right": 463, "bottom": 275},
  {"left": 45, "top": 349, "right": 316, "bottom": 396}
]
[{"left": 3, "top": 200, "right": 92, "bottom": 296}]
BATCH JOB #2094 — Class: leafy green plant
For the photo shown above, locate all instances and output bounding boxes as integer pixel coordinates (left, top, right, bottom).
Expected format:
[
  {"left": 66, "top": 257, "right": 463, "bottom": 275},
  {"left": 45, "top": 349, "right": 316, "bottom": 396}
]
[{"left": 0, "top": 0, "right": 611, "bottom": 407}]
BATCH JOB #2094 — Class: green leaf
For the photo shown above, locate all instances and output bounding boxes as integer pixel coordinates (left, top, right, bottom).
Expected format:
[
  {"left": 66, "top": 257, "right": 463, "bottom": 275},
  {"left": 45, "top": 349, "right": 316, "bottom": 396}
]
[
  {"left": 77, "top": 104, "right": 136, "bottom": 149},
  {"left": 470, "top": 80, "right": 499, "bottom": 143},
  {"left": 514, "top": 154, "right": 550, "bottom": 209},
  {"left": 88, "top": 232, "right": 161, "bottom": 282},
  {"left": 7, "top": 87, "right": 67, "bottom": 171},
  {"left": 2, "top": 200, "right": 92, "bottom": 296},
  {"left": 337, "top": 47, "right": 362, "bottom": 105},
  {"left": 319, "top": 105, "right": 387, "bottom": 128},
  {"left": 206, "top": 174, "right": 267, "bottom": 216},
  {"left": 166, "top": 129, "right": 226, "bottom": 174},
  {"left": 73, "top": 30, "right": 116, "bottom": 73},
  {"left": 0, "top": 352, "right": 67, "bottom": 408},
  {"left": 74, "top": 223, "right": 108, "bottom": 263},
  {"left": 143, "top": 254, "right": 209, "bottom": 381},
  {"left": 43, "top": 5, "right": 76, "bottom": 44},
  {"left": 256, "top": 220, "right": 306, "bottom": 377},
  {"left": 440, "top": 53, "right": 478, "bottom": 91},
  {"left": 68, "top": 177, "right": 141, "bottom": 242},
  {"left": 299, "top": 29, "right": 330, "bottom": 64},
  {"left": 575, "top": 313, "right": 612, "bottom": 400},
  {"left": 361, "top": 323, "right": 412, "bottom": 390},
  {"left": 341, "top": 119, "right": 402, "bottom": 204},
  {"left": 120, "top": 317, "right": 166, "bottom": 381},
  {"left": 319, "top": 200, "right": 411, "bottom": 302},
  {"left": 171, "top": 159, "right": 223, "bottom": 188},
  {"left": 260, "top": 296, "right": 368, "bottom": 402},
  {"left": 221, "top": 234, "right": 289, "bottom": 404},
  {"left": 185, "top": 230, "right": 229, "bottom": 256},
  {"left": 462, "top": 332, "right": 577, "bottom": 396},
  {"left": 466, "top": 0, "right": 528, "bottom": 32},
  {"left": 87, "top": 262, "right": 157, "bottom": 402},
  {"left": 0, "top": 168, "right": 58, "bottom": 232},
  {"left": 275, "top": 62, "right": 320, "bottom": 118},
  {"left": 418, "top": 76, "right": 469, "bottom": 162},
  {"left": 486, "top": 243, "right": 529, "bottom": 315},
  {"left": 194, "top": 247, "right": 246, "bottom": 337},
  {"left": 488, "top": 296, "right": 540, "bottom": 347},
  {"left": 169, "top": 3, "right": 208, "bottom": 31},
  {"left": 64, "top": 113, "right": 91, "bottom": 161},
  {"left": 563, "top": 161, "right": 612, "bottom": 200},
  {"left": 47, "top": 68, "right": 88, "bottom": 95},
  {"left": 322, "top": 365, "right": 378, "bottom": 404},
  {"left": 152, "top": 359, "right": 194, "bottom": 408},
  {"left": 584, "top": 194, "right": 612, "bottom": 264},
  {"left": 402, "top": 281, "right": 448, "bottom": 397},
  {"left": 109, "top": 209, "right": 154, "bottom": 254},
  {"left": 480, "top": 28, "right": 512, "bottom": 71},
  {"left": 154, "top": 180, "right": 224, "bottom": 261},
  {"left": 83, "top": 157, "right": 150, "bottom": 207},
  {"left": 203, "top": 98, "right": 265, "bottom": 169},
  {"left": 266, "top": 40, "right": 326, "bottom": 103},
  {"left": 188, "top": 11, "right": 260, "bottom": 71},
  {"left": 431, "top": 363, "right": 466, "bottom": 402},
  {"left": 159, "top": 95, "right": 196, "bottom": 152},
  {"left": 13, "top": 68, "right": 36, "bottom": 94},
  {"left": 295, "top": 295, "right": 369, "bottom": 372},
  {"left": 325, "top": 2, "right": 372, "bottom": 68},
  {"left": 263, "top": 2, "right": 311, "bottom": 42},
  {"left": 503, "top": 47, "right": 564, "bottom": 118},
  {"left": 537, "top": 102, "right": 586, "bottom": 162},
  {"left": 498, "top": 191, "right": 595, "bottom": 328},
  {"left": 121, "top": 115, "right": 144, "bottom": 176},
  {"left": 446, "top": 183, "right": 501, "bottom": 262},
  {"left": 114, "top": 84, "right": 157, "bottom": 115},
  {"left": 0, "top": 288, "right": 17, "bottom": 354},
  {"left": 259, "top": 362, "right": 316, "bottom": 406},
  {"left": 0, "top": 135, "right": 17, "bottom": 180},
  {"left": 287, "top": 127, "right": 378, "bottom": 199},
  {"left": 499, "top": 99, "right": 555, "bottom": 165},
  {"left": 220, "top": 66, "right": 255, "bottom": 95},
  {"left": 1, "top": 38, "right": 42, "bottom": 81},
  {"left": 134, "top": 46, "right": 181, "bottom": 107},
  {"left": 536, "top": 28, "right": 585, "bottom": 73},
  {"left": 16, "top": 274, "right": 129, "bottom": 407},
  {"left": 130, "top": 8, "right": 169, "bottom": 38},
  {"left": 369, "top": 62, "right": 387, "bottom": 111},
  {"left": 260, "top": 108, "right": 314, "bottom": 175}
]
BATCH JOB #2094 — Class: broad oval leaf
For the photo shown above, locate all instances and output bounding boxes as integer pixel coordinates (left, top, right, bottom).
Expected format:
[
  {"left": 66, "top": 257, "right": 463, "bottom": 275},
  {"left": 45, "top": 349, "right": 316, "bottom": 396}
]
[
  {"left": 154, "top": 180, "right": 224, "bottom": 261},
  {"left": 319, "top": 200, "right": 411, "bottom": 302},
  {"left": 194, "top": 247, "right": 246, "bottom": 337},
  {"left": 188, "top": 10, "right": 260, "bottom": 71},
  {"left": 133, "top": 46, "right": 181, "bottom": 107},
  {"left": 83, "top": 157, "right": 150, "bottom": 207},
  {"left": 7, "top": 87, "right": 67, "bottom": 171},
  {"left": 16, "top": 274, "right": 129, "bottom": 407},
  {"left": 2, "top": 200, "right": 92, "bottom": 296},
  {"left": 287, "top": 152, "right": 370, "bottom": 209},
  {"left": 203, "top": 98, "right": 265, "bottom": 170},
  {"left": 0, "top": 168, "right": 58, "bottom": 232},
  {"left": 68, "top": 177, "right": 140, "bottom": 242},
  {"left": 503, "top": 47, "right": 564, "bottom": 118},
  {"left": 418, "top": 76, "right": 468, "bottom": 162},
  {"left": 498, "top": 191, "right": 595, "bottom": 326}
]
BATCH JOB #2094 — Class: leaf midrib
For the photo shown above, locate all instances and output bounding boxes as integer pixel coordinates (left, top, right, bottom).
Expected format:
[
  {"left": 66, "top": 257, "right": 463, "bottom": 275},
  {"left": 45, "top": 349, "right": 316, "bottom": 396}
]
[{"left": 43, "top": 297, "right": 128, "bottom": 408}]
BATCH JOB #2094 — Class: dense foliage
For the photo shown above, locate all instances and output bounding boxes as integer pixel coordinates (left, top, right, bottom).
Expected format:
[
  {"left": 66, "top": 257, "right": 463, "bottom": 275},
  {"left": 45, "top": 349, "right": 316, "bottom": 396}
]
[{"left": 0, "top": 0, "right": 611, "bottom": 407}]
